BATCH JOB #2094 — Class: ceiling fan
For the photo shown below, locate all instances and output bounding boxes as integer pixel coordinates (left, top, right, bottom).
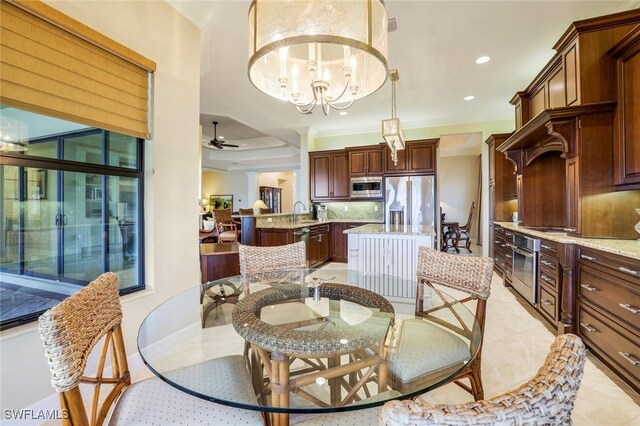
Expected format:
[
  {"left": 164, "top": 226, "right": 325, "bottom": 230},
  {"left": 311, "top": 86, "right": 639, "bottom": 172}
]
[{"left": 208, "top": 121, "right": 239, "bottom": 149}]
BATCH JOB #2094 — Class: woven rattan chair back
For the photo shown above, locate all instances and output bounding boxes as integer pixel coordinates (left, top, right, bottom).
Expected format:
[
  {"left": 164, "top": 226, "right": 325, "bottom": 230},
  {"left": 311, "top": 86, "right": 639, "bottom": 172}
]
[
  {"left": 238, "top": 241, "right": 306, "bottom": 274},
  {"left": 380, "top": 334, "right": 586, "bottom": 425},
  {"left": 211, "top": 208, "right": 233, "bottom": 223},
  {"left": 415, "top": 247, "right": 494, "bottom": 400},
  {"left": 39, "top": 272, "right": 130, "bottom": 426}
]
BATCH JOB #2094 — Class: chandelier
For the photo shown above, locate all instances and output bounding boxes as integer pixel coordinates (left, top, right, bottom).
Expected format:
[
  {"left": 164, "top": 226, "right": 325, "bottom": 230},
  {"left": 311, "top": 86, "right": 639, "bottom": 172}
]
[
  {"left": 248, "top": 0, "right": 389, "bottom": 115},
  {"left": 382, "top": 69, "right": 405, "bottom": 165}
]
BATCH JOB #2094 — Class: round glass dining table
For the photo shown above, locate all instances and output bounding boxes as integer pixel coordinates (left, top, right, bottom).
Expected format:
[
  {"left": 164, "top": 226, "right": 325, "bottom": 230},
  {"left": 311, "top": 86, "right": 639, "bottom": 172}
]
[{"left": 138, "top": 268, "right": 481, "bottom": 424}]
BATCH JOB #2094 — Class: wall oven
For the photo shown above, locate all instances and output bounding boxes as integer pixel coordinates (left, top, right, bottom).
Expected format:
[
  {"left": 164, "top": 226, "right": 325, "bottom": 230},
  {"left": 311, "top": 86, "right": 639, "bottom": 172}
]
[
  {"left": 511, "top": 234, "right": 540, "bottom": 305},
  {"left": 350, "top": 177, "right": 383, "bottom": 199}
]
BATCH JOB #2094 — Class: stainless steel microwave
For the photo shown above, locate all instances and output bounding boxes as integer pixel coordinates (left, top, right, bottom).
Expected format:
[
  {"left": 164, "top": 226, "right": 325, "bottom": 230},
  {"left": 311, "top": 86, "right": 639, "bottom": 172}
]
[{"left": 350, "top": 177, "right": 383, "bottom": 198}]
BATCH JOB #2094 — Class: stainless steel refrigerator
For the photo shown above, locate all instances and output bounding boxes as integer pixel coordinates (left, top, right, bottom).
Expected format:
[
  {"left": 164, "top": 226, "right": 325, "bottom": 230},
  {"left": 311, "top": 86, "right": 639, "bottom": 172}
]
[{"left": 385, "top": 175, "right": 436, "bottom": 227}]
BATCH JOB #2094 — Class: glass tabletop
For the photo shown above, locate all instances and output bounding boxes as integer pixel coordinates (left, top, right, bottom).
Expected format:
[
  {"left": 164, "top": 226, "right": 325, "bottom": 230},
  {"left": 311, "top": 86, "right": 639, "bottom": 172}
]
[{"left": 138, "top": 268, "right": 481, "bottom": 414}]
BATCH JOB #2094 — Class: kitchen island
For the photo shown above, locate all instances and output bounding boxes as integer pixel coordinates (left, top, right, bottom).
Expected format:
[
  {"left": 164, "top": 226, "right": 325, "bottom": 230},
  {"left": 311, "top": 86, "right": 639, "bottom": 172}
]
[{"left": 345, "top": 224, "right": 436, "bottom": 281}]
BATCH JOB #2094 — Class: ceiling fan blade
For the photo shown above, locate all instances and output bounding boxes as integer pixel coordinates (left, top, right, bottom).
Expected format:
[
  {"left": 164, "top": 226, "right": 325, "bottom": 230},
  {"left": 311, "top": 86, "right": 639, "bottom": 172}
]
[{"left": 222, "top": 143, "right": 239, "bottom": 148}]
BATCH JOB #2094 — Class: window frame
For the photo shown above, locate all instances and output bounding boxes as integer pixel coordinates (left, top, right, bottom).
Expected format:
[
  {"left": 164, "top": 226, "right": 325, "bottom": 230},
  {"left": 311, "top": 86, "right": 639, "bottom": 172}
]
[{"left": 0, "top": 128, "right": 145, "bottom": 330}]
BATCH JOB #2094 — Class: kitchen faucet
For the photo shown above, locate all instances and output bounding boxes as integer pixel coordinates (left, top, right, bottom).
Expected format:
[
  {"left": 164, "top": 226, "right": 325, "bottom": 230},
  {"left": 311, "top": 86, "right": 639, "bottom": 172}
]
[{"left": 293, "top": 201, "right": 306, "bottom": 224}]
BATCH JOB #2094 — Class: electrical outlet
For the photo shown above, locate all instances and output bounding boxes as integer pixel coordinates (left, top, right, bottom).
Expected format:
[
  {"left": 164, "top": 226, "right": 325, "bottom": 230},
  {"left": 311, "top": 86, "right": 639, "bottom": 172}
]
[
  {"left": 267, "top": 217, "right": 273, "bottom": 222},
  {"left": 374, "top": 206, "right": 379, "bottom": 212},
  {"left": 343, "top": 206, "right": 349, "bottom": 211}
]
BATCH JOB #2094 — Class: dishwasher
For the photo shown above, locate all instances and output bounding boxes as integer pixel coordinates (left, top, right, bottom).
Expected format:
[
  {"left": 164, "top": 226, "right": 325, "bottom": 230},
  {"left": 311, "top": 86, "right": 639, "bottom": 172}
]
[{"left": 293, "top": 227, "right": 310, "bottom": 267}]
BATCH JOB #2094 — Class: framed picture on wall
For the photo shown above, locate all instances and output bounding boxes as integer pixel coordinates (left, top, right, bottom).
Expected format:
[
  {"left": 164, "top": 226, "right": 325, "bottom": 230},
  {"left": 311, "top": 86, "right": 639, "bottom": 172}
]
[
  {"left": 26, "top": 169, "right": 47, "bottom": 200},
  {"left": 209, "top": 194, "right": 233, "bottom": 211}
]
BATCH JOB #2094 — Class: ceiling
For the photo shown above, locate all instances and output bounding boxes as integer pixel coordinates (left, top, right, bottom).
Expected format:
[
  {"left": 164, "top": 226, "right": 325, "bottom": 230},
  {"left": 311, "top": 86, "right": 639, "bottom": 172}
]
[{"left": 168, "top": 0, "right": 638, "bottom": 172}]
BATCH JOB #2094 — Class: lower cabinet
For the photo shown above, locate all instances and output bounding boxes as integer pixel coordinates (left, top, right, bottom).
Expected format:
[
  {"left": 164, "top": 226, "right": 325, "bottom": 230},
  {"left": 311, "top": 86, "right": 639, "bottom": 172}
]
[
  {"left": 330, "top": 223, "right": 362, "bottom": 262},
  {"left": 576, "top": 247, "right": 640, "bottom": 393},
  {"left": 258, "top": 229, "right": 294, "bottom": 246},
  {"left": 537, "top": 239, "right": 562, "bottom": 326},
  {"left": 309, "top": 224, "right": 330, "bottom": 268}
]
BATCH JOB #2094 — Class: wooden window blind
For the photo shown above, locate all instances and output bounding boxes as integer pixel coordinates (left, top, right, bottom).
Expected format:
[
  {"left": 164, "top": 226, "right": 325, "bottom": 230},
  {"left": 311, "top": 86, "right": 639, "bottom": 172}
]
[{"left": 0, "top": 0, "right": 156, "bottom": 139}]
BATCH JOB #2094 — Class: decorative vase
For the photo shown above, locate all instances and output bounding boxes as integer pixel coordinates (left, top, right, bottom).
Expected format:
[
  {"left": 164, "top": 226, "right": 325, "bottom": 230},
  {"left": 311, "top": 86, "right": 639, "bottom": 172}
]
[{"left": 635, "top": 208, "right": 640, "bottom": 238}]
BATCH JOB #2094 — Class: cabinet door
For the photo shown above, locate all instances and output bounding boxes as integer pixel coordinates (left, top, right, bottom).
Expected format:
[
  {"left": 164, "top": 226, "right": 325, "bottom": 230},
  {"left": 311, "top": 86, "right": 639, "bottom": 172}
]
[
  {"left": 330, "top": 153, "right": 350, "bottom": 199},
  {"left": 330, "top": 223, "right": 347, "bottom": 262},
  {"left": 309, "top": 234, "right": 320, "bottom": 267},
  {"left": 349, "top": 151, "right": 366, "bottom": 177},
  {"left": 319, "top": 229, "right": 330, "bottom": 262},
  {"left": 366, "top": 149, "right": 384, "bottom": 175},
  {"left": 259, "top": 229, "right": 293, "bottom": 246},
  {"left": 310, "top": 154, "right": 331, "bottom": 200},
  {"left": 408, "top": 143, "right": 436, "bottom": 173},
  {"left": 383, "top": 146, "right": 408, "bottom": 174}
]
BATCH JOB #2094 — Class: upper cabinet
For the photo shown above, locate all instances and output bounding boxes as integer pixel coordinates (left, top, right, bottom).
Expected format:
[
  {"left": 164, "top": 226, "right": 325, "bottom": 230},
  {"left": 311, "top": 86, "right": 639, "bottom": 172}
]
[
  {"left": 310, "top": 151, "right": 349, "bottom": 201},
  {"left": 498, "top": 10, "right": 640, "bottom": 240},
  {"left": 383, "top": 139, "right": 438, "bottom": 175},
  {"left": 512, "top": 10, "right": 640, "bottom": 130},
  {"left": 310, "top": 139, "right": 438, "bottom": 202},
  {"left": 610, "top": 25, "right": 640, "bottom": 190},
  {"left": 348, "top": 147, "right": 383, "bottom": 177}
]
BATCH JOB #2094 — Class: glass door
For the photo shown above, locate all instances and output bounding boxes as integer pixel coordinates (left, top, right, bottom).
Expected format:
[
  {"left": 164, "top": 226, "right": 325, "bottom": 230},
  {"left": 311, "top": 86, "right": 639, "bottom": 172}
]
[
  {"left": 61, "top": 171, "right": 104, "bottom": 283},
  {"left": 21, "top": 167, "right": 60, "bottom": 279}
]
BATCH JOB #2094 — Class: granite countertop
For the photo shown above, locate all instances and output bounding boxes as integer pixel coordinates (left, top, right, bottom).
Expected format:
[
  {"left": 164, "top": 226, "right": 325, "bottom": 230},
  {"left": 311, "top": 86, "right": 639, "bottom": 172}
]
[
  {"left": 257, "top": 219, "right": 383, "bottom": 229},
  {"left": 495, "top": 222, "right": 640, "bottom": 260},
  {"left": 343, "top": 223, "right": 436, "bottom": 236}
]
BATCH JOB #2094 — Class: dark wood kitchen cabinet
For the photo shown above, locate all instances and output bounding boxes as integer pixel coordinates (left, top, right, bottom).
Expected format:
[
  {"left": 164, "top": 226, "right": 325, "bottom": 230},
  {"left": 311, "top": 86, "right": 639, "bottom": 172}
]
[
  {"left": 310, "top": 151, "right": 349, "bottom": 201},
  {"left": 330, "top": 222, "right": 361, "bottom": 262},
  {"left": 348, "top": 147, "right": 383, "bottom": 177},
  {"left": 611, "top": 25, "right": 640, "bottom": 190},
  {"left": 576, "top": 247, "right": 640, "bottom": 393},
  {"left": 383, "top": 139, "right": 437, "bottom": 175},
  {"left": 309, "top": 224, "right": 330, "bottom": 267},
  {"left": 258, "top": 228, "right": 294, "bottom": 246}
]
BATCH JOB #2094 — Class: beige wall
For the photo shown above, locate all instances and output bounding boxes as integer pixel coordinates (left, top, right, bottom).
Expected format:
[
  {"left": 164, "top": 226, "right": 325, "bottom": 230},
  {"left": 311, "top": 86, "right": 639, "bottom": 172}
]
[
  {"left": 202, "top": 170, "right": 250, "bottom": 210},
  {"left": 0, "top": 0, "right": 201, "bottom": 411},
  {"left": 439, "top": 155, "right": 481, "bottom": 240},
  {"left": 258, "top": 171, "right": 296, "bottom": 213}
]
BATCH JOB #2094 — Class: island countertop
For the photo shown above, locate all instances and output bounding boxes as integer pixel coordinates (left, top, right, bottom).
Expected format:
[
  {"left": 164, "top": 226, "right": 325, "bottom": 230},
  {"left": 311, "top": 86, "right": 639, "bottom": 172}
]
[{"left": 344, "top": 224, "right": 436, "bottom": 236}]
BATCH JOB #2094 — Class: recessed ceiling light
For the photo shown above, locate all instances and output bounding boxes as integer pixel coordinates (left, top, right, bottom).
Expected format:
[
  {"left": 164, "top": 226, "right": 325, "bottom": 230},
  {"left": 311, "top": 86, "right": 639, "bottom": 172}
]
[
  {"left": 464, "top": 95, "right": 475, "bottom": 101},
  {"left": 475, "top": 56, "right": 490, "bottom": 64},
  {"left": 218, "top": 135, "right": 224, "bottom": 139},
  {"left": 339, "top": 111, "right": 348, "bottom": 116}
]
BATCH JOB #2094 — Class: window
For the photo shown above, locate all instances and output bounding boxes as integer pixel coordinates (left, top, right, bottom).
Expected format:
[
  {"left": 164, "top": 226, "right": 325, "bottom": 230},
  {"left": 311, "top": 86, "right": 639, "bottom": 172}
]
[{"left": 0, "top": 107, "right": 144, "bottom": 330}]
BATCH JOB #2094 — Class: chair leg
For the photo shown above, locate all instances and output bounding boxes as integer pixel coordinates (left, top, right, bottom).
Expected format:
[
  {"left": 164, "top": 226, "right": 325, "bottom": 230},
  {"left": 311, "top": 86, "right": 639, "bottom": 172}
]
[{"left": 469, "top": 364, "right": 484, "bottom": 401}]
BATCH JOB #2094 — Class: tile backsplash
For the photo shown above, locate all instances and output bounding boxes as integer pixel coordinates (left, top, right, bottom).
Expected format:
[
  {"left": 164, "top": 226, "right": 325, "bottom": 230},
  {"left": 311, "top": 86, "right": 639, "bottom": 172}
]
[{"left": 323, "top": 201, "right": 384, "bottom": 221}]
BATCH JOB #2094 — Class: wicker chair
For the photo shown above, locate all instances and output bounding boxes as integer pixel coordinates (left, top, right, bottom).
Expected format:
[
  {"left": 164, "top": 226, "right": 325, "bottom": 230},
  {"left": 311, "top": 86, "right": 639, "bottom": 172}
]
[
  {"left": 39, "top": 272, "right": 263, "bottom": 426},
  {"left": 380, "top": 334, "right": 586, "bottom": 425},
  {"left": 294, "top": 334, "right": 585, "bottom": 426},
  {"left": 212, "top": 208, "right": 238, "bottom": 243},
  {"left": 387, "top": 247, "right": 494, "bottom": 401},
  {"left": 238, "top": 241, "right": 306, "bottom": 274}
]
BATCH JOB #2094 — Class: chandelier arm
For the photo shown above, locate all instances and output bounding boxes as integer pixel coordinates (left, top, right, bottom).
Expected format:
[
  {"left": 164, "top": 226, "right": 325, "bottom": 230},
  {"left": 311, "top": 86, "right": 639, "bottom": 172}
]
[
  {"left": 327, "top": 76, "right": 353, "bottom": 104},
  {"left": 296, "top": 98, "right": 318, "bottom": 115},
  {"left": 327, "top": 98, "right": 354, "bottom": 111}
]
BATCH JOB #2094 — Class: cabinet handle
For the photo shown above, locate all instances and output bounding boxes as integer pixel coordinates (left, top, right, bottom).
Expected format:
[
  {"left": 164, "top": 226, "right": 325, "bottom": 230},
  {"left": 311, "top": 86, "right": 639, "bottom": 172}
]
[
  {"left": 505, "top": 232, "right": 513, "bottom": 237},
  {"left": 579, "top": 322, "right": 597, "bottom": 333},
  {"left": 618, "top": 266, "right": 640, "bottom": 276},
  {"left": 540, "top": 274, "right": 554, "bottom": 284},
  {"left": 618, "top": 352, "right": 640, "bottom": 367},
  {"left": 619, "top": 304, "right": 640, "bottom": 314},
  {"left": 541, "top": 244, "right": 554, "bottom": 251},
  {"left": 505, "top": 254, "right": 512, "bottom": 259},
  {"left": 563, "top": 227, "right": 576, "bottom": 232},
  {"left": 580, "top": 254, "right": 597, "bottom": 261},
  {"left": 494, "top": 240, "right": 500, "bottom": 244},
  {"left": 541, "top": 259, "right": 553, "bottom": 267},
  {"left": 580, "top": 283, "right": 598, "bottom": 292},
  {"left": 542, "top": 299, "right": 553, "bottom": 306}
]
